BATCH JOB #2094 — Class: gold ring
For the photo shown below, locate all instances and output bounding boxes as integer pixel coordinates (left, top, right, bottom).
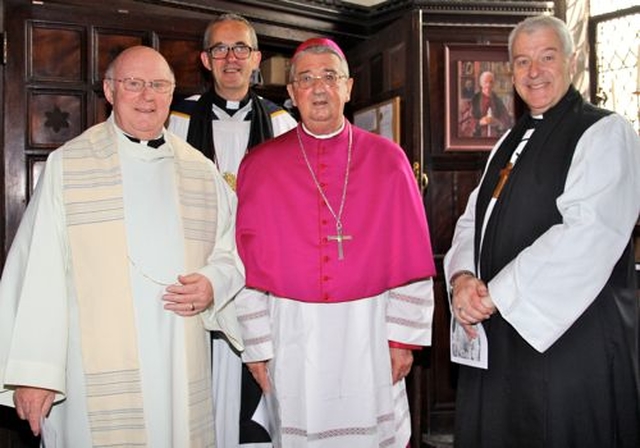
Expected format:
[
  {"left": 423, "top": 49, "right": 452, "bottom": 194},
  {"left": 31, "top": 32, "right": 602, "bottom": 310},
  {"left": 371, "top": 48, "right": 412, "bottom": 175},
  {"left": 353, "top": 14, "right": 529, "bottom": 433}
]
[{"left": 190, "top": 303, "right": 195, "bottom": 311}]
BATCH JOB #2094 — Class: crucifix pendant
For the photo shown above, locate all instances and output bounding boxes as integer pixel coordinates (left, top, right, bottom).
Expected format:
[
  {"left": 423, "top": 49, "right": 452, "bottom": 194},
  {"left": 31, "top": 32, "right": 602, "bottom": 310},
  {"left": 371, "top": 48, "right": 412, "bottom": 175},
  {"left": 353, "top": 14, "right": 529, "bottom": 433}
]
[
  {"left": 327, "top": 222, "right": 352, "bottom": 260},
  {"left": 492, "top": 162, "right": 513, "bottom": 199}
]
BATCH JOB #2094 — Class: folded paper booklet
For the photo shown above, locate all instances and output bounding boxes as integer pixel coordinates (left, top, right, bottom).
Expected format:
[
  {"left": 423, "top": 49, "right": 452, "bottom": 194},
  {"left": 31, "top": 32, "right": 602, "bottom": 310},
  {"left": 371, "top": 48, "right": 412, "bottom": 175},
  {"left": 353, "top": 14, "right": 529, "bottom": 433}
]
[{"left": 450, "top": 317, "right": 488, "bottom": 369}]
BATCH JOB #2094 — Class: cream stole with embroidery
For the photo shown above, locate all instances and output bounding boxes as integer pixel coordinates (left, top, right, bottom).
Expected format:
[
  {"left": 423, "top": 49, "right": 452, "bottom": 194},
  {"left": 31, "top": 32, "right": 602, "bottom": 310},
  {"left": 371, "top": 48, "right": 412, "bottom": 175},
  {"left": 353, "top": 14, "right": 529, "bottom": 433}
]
[{"left": 62, "top": 122, "right": 217, "bottom": 447}]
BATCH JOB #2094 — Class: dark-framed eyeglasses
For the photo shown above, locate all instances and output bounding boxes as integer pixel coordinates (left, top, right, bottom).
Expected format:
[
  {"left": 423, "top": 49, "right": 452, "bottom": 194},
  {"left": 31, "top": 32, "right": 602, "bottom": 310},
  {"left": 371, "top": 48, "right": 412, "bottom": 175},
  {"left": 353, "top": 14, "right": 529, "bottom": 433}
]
[
  {"left": 205, "top": 44, "right": 255, "bottom": 60},
  {"left": 291, "top": 72, "right": 348, "bottom": 89},
  {"left": 106, "top": 77, "right": 174, "bottom": 94}
]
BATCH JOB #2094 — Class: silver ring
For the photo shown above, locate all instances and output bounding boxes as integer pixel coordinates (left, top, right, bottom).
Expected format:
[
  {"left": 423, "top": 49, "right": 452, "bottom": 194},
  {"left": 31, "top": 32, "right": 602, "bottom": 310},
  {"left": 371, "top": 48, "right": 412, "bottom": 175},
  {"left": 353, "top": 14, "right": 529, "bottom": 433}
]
[{"left": 190, "top": 303, "right": 195, "bottom": 311}]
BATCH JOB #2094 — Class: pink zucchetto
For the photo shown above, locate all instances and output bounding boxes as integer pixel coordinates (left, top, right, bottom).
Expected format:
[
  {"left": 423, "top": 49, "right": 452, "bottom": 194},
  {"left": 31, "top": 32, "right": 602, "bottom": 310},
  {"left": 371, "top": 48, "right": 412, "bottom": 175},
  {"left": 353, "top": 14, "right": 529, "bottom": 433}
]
[{"left": 292, "top": 37, "right": 346, "bottom": 61}]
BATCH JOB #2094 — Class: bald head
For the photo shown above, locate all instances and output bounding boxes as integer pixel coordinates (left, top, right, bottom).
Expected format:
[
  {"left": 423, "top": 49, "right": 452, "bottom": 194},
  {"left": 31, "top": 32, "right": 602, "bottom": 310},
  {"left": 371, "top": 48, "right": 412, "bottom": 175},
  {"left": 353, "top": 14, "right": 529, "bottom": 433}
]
[{"left": 105, "top": 46, "right": 175, "bottom": 82}]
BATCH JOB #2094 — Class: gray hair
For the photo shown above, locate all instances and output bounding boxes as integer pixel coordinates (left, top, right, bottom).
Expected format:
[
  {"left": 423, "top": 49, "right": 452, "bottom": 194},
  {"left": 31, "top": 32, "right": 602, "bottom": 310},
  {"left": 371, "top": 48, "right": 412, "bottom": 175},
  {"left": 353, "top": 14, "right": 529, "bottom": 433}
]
[
  {"left": 105, "top": 61, "right": 115, "bottom": 80},
  {"left": 203, "top": 13, "right": 259, "bottom": 50},
  {"left": 289, "top": 45, "right": 350, "bottom": 82},
  {"left": 508, "top": 15, "right": 574, "bottom": 61},
  {"left": 479, "top": 71, "right": 494, "bottom": 85}
]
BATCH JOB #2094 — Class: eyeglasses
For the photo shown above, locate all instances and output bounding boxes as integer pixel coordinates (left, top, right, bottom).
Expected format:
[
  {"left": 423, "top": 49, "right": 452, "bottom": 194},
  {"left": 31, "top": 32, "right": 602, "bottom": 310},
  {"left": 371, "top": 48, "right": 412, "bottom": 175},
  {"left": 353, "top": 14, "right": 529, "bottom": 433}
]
[
  {"left": 292, "top": 72, "right": 348, "bottom": 89},
  {"left": 205, "top": 44, "right": 255, "bottom": 60},
  {"left": 107, "top": 77, "right": 174, "bottom": 94}
]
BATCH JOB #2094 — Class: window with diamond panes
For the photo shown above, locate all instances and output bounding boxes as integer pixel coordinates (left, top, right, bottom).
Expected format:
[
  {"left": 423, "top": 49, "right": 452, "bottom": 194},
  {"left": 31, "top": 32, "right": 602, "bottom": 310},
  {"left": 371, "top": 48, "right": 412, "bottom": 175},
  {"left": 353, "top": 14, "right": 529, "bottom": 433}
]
[{"left": 589, "top": 2, "right": 640, "bottom": 134}]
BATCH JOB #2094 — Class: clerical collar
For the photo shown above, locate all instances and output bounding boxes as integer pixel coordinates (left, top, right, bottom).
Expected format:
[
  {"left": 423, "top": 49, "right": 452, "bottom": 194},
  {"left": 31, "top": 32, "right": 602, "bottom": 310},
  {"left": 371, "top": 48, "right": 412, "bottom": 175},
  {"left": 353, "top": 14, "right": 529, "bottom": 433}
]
[
  {"left": 529, "top": 114, "right": 543, "bottom": 127},
  {"left": 124, "top": 133, "right": 166, "bottom": 148},
  {"left": 528, "top": 87, "right": 579, "bottom": 126},
  {"left": 211, "top": 90, "right": 251, "bottom": 116},
  {"left": 301, "top": 120, "right": 346, "bottom": 139}
]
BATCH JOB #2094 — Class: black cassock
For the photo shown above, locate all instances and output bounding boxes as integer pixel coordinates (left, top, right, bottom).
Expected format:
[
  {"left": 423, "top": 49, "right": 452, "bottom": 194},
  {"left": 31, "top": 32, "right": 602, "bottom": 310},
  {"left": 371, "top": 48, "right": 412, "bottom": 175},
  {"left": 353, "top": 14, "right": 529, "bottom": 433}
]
[{"left": 454, "top": 87, "right": 640, "bottom": 448}]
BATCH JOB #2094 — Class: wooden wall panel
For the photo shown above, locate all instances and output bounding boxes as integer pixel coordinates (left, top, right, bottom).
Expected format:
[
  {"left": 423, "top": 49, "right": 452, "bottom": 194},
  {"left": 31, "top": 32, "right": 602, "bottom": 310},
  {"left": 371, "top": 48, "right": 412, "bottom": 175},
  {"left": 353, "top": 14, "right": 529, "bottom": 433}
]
[
  {"left": 93, "top": 95, "right": 111, "bottom": 126},
  {"left": 29, "top": 24, "right": 84, "bottom": 82},
  {"left": 426, "top": 169, "right": 484, "bottom": 255},
  {"left": 425, "top": 39, "right": 447, "bottom": 156},
  {"left": 94, "top": 31, "right": 146, "bottom": 82},
  {"left": 388, "top": 42, "right": 406, "bottom": 90},
  {"left": 351, "top": 63, "right": 371, "bottom": 107},
  {"left": 28, "top": 92, "right": 84, "bottom": 148},
  {"left": 426, "top": 170, "right": 455, "bottom": 255},
  {"left": 159, "top": 35, "right": 208, "bottom": 94},
  {"left": 370, "top": 53, "right": 384, "bottom": 96}
]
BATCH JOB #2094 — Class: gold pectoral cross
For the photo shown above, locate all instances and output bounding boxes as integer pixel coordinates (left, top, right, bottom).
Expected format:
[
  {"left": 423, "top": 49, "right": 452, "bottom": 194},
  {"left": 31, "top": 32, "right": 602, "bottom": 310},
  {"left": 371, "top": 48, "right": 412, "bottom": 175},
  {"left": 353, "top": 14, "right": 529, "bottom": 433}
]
[
  {"left": 327, "top": 223, "right": 352, "bottom": 260},
  {"left": 222, "top": 172, "right": 237, "bottom": 191},
  {"left": 492, "top": 162, "right": 513, "bottom": 199}
]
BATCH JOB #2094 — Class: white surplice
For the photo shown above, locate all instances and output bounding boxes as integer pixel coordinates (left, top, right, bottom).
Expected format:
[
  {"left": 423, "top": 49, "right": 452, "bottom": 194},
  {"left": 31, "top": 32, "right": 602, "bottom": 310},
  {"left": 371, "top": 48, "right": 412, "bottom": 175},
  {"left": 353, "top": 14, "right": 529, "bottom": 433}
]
[
  {"left": 170, "top": 96, "right": 297, "bottom": 178},
  {"left": 237, "top": 280, "right": 434, "bottom": 448},
  {"left": 0, "top": 123, "right": 244, "bottom": 447}
]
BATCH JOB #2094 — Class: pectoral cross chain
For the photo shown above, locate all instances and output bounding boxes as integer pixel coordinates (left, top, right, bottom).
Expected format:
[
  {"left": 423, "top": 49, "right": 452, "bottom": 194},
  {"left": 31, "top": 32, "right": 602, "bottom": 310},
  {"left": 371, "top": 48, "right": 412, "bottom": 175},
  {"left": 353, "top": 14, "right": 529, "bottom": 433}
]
[{"left": 327, "top": 223, "right": 352, "bottom": 260}]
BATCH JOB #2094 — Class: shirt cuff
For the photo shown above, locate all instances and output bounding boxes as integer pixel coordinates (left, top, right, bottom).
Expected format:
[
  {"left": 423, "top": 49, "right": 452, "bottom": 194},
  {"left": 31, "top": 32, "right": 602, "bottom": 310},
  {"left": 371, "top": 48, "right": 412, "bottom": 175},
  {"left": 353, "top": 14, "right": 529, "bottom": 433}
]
[{"left": 388, "top": 340, "right": 422, "bottom": 351}]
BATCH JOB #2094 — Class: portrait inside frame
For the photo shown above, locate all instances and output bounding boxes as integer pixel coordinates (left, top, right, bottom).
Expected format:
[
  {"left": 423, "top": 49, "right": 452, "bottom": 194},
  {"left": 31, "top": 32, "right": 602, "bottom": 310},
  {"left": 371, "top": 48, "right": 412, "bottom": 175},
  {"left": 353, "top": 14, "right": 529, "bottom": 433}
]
[{"left": 444, "top": 44, "right": 515, "bottom": 151}]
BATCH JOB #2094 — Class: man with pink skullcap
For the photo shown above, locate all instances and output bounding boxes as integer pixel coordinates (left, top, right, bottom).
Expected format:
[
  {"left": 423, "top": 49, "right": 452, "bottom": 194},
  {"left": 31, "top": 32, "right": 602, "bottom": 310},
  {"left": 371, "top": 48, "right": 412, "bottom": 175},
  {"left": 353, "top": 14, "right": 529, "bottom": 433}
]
[{"left": 234, "top": 36, "right": 436, "bottom": 447}]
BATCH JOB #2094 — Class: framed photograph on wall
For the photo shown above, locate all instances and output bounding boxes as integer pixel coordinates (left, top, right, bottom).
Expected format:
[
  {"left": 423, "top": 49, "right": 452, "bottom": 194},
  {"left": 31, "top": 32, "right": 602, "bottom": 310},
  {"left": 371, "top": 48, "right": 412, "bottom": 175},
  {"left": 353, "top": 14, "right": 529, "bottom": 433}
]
[
  {"left": 353, "top": 96, "right": 401, "bottom": 144},
  {"left": 444, "top": 44, "right": 514, "bottom": 151}
]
